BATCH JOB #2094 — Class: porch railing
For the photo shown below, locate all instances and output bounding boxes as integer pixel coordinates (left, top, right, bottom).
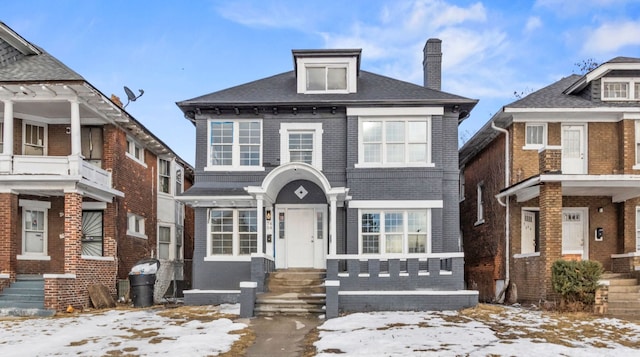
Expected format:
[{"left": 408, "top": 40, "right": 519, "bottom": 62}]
[
  {"left": 326, "top": 253, "right": 465, "bottom": 291},
  {"left": 9, "top": 155, "right": 112, "bottom": 187}
]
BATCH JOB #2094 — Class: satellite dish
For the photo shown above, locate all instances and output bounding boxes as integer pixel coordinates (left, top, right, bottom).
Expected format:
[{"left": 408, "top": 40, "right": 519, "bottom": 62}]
[{"left": 123, "top": 86, "right": 144, "bottom": 108}]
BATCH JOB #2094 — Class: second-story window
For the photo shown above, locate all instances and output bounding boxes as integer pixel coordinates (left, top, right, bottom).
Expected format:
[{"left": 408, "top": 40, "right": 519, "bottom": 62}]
[
  {"left": 126, "top": 138, "right": 145, "bottom": 165},
  {"left": 476, "top": 182, "right": 485, "bottom": 225},
  {"left": 159, "top": 159, "right": 171, "bottom": 194},
  {"left": 24, "top": 123, "right": 46, "bottom": 155},
  {"left": 0, "top": 122, "right": 4, "bottom": 153},
  {"left": 358, "top": 117, "right": 431, "bottom": 167},
  {"left": 635, "top": 121, "right": 640, "bottom": 167},
  {"left": 127, "top": 213, "right": 146, "bottom": 239},
  {"left": 524, "top": 123, "right": 546, "bottom": 149},
  {"left": 208, "top": 120, "right": 262, "bottom": 170}
]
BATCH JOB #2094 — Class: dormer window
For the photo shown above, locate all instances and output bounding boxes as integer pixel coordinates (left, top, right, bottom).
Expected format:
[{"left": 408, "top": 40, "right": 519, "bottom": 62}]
[
  {"left": 602, "top": 78, "right": 640, "bottom": 101},
  {"left": 293, "top": 49, "right": 360, "bottom": 94},
  {"left": 307, "top": 66, "right": 347, "bottom": 91}
]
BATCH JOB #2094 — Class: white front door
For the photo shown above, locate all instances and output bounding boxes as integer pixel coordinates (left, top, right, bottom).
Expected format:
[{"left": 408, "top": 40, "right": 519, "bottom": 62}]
[
  {"left": 562, "top": 208, "right": 588, "bottom": 259},
  {"left": 286, "top": 208, "right": 315, "bottom": 268},
  {"left": 521, "top": 210, "right": 537, "bottom": 254},
  {"left": 562, "top": 125, "right": 586, "bottom": 174},
  {"left": 24, "top": 208, "right": 46, "bottom": 255}
]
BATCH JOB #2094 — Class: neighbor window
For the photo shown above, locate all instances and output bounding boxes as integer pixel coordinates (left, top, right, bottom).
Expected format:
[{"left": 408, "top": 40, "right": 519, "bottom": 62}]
[
  {"left": 636, "top": 121, "right": 640, "bottom": 167},
  {"left": 636, "top": 207, "right": 640, "bottom": 252},
  {"left": 159, "top": 159, "right": 171, "bottom": 194},
  {"left": 158, "top": 226, "right": 171, "bottom": 259},
  {"left": 359, "top": 210, "right": 429, "bottom": 254},
  {"left": 306, "top": 66, "right": 347, "bottom": 91},
  {"left": 126, "top": 138, "right": 145, "bottom": 164},
  {"left": 0, "top": 122, "right": 4, "bottom": 153},
  {"left": 23, "top": 123, "right": 46, "bottom": 155},
  {"left": 602, "top": 78, "right": 640, "bottom": 101},
  {"left": 476, "top": 182, "right": 485, "bottom": 225},
  {"left": 208, "top": 209, "right": 257, "bottom": 256},
  {"left": 208, "top": 120, "right": 262, "bottom": 170},
  {"left": 524, "top": 123, "right": 546, "bottom": 148},
  {"left": 175, "top": 168, "right": 183, "bottom": 194},
  {"left": 81, "top": 211, "right": 103, "bottom": 256},
  {"left": 359, "top": 117, "right": 431, "bottom": 166},
  {"left": 127, "top": 213, "right": 146, "bottom": 238}
]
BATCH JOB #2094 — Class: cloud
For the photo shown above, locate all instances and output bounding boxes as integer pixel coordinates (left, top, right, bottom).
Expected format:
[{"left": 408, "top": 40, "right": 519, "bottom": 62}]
[
  {"left": 582, "top": 20, "right": 640, "bottom": 54},
  {"left": 534, "top": 0, "right": 631, "bottom": 14},
  {"left": 524, "top": 16, "right": 542, "bottom": 33}
]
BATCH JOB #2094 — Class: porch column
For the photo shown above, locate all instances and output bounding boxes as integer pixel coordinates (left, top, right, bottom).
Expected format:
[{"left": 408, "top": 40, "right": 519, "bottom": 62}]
[
  {"left": 256, "top": 195, "right": 264, "bottom": 254},
  {"left": 0, "top": 100, "right": 14, "bottom": 173},
  {"left": 539, "top": 181, "right": 562, "bottom": 301},
  {"left": 0, "top": 193, "right": 18, "bottom": 278},
  {"left": 69, "top": 100, "right": 81, "bottom": 156},
  {"left": 330, "top": 195, "right": 337, "bottom": 255},
  {"left": 64, "top": 191, "right": 83, "bottom": 275}
]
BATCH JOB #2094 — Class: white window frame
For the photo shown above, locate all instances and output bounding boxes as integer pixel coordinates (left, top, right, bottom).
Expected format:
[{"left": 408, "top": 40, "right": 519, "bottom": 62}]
[
  {"left": 158, "top": 158, "right": 171, "bottom": 194},
  {"left": 158, "top": 225, "right": 172, "bottom": 260},
  {"left": 636, "top": 206, "right": 640, "bottom": 252},
  {"left": 126, "top": 137, "right": 146, "bottom": 167},
  {"left": 475, "top": 182, "right": 485, "bottom": 226},
  {"left": 357, "top": 208, "right": 431, "bottom": 255},
  {"left": 279, "top": 122, "right": 323, "bottom": 170},
  {"left": 523, "top": 123, "right": 547, "bottom": 150},
  {"left": 635, "top": 120, "right": 640, "bottom": 169},
  {"left": 22, "top": 121, "right": 47, "bottom": 155},
  {"left": 206, "top": 119, "right": 263, "bottom": 171},
  {"left": 175, "top": 166, "right": 184, "bottom": 195},
  {"left": 127, "top": 213, "right": 147, "bottom": 239},
  {"left": 296, "top": 56, "right": 357, "bottom": 94},
  {"left": 206, "top": 208, "right": 258, "bottom": 260},
  {"left": 0, "top": 121, "right": 4, "bottom": 153},
  {"left": 18, "top": 199, "right": 51, "bottom": 259},
  {"left": 356, "top": 116, "right": 433, "bottom": 168},
  {"left": 602, "top": 78, "right": 640, "bottom": 101}
]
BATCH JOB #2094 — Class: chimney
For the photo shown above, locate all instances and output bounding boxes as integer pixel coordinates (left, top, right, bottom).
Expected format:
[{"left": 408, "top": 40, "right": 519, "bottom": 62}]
[{"left": 423, "top": 38, "right": 442, "bottom": 90}]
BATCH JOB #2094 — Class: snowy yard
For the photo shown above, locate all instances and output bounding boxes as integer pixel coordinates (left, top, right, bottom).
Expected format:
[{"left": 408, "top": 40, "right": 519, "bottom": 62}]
[{"left": 0, "top": 304, "right": 639, "bottom": 356}]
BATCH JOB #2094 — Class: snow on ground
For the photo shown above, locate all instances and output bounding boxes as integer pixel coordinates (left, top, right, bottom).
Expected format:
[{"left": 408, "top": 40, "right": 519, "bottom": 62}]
[
  {"left": 314, "top": 305, "right": 640, "bottom": 356},
  {"left": 0, "top": 304, "right": 245, "bottom": 356}
]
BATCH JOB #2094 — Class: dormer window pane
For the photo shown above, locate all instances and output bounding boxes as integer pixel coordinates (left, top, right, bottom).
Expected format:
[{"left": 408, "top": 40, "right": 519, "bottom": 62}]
[
  {"left": 327, "top": 67, "right": 347, "bottom": 90},
  {"left": 635, "top": 83, "right": 640, "bottom": 99},
  {"left": 603, "top": 82, "right": 628, "bottom": 99},
  {"left": 307, "top": 68, "right": 325, "bottom": 90}
]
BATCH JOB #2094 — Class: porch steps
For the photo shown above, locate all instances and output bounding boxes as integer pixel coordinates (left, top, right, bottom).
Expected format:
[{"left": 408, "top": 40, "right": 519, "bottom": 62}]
[
  {"left": 255, "top": 269, "right": 326, "bottom": 316},
  {"left": 0, "top": 275, "right": 55, "bottom": 317},
  {"left": 602, "top": 273, "right": 640, "bottom": 320}
]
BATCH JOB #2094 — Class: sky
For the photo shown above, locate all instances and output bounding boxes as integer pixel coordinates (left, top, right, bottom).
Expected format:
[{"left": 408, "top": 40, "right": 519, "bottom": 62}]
[
  {"left": 1, "top": 304, "right": 639, "bottom": 356},
  {"left": 3, "top": 0, "right": 640, "bottom": 165}
]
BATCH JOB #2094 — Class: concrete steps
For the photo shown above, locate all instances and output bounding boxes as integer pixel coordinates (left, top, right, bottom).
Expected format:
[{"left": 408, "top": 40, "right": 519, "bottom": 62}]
[
  {"left": 255, "top": 269, "right": 326, "bottom": 316},
  {"left": 602, "top": 273, "right": 640, "bottom": 320},
  {"left": 0, "top": 275, "right": 55, "bottom": 317}
]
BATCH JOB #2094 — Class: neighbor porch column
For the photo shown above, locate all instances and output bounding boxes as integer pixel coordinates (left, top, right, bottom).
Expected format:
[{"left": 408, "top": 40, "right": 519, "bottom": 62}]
[
  {"left": 70, "top": 99, "right": 81, "bottom": 156},
  {"left": 256, "top": 194, "right": 264, "bottom": 254},
  {"left": 0, "top": 193, "right": 18, "bottom": 279},
  {"left": 64, "top": 191, "right": 83, "bottom": 275},
  {"left": 539, "top": 181, "right": 562, "bottom": 302},
  {"left": 330, "top": 195, "right": 337, "bottom": 255},
  {"left": 0, "top": 100, "right": 14, "bottom": 173}
]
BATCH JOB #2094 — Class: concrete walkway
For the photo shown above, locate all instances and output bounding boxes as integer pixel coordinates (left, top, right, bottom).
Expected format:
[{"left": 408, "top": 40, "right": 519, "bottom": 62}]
[{"left": 243, "top": 315, "right": 323, "bottom": 357}]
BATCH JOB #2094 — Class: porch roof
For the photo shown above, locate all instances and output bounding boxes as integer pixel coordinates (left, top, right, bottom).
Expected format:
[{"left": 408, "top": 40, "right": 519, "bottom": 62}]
[{"left": 496, "top": 174, "right": 640, "bottom": 203}]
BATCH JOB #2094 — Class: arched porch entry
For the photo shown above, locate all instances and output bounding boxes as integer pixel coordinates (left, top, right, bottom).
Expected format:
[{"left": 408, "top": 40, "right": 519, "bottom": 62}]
[{"left": 246, "top": 162, "right": 349, "bottom": 269}]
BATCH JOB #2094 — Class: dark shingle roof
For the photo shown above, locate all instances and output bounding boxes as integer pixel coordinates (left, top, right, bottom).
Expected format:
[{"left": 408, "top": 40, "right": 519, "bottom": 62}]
[
  {"left": 0, "top": 49, "right": 84, "bottom": 82},
  {"left": 177, "top": 70, "right": 476, "bottom": 108},
  {"left": 506, "top": 75, "right": 587, "bottom": 108}
]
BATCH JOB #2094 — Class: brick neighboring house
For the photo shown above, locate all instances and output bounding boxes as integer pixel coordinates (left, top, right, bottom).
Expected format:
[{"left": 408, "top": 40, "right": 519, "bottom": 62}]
[
  {"left": 0, "top": 21, "right": 193, "bottom": 312},
  {"left": 459, "top": 57, "right": 640, "bottom": 304},
  {"left": 176, "top": 39, "right": 479, "bottom": 316}
]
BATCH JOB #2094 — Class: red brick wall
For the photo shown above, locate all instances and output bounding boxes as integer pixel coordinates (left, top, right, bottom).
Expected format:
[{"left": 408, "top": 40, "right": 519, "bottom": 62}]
[
  {"left": 104, "top": 125, "right": 157, "bottom": 279},
  {"left": 461, "top": 133, "right": 506, "bottom": 301},
  {"left": 588, "top": 122, "right": 620, "bottom": 174},
  {"left": 48, "top": 124, "right": 71, "bottom": 156},
  {"left": 0, "top": 193, "right": 17, "bottom": 277}
]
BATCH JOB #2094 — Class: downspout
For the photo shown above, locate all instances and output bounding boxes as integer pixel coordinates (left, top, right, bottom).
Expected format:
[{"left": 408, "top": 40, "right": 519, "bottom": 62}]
[{"left": 491, "top": 121, "right": 510, "bottom": 303}]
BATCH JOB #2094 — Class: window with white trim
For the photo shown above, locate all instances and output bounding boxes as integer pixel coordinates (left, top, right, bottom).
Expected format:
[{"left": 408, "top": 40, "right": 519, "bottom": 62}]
[
  {"left": 602, "top": 78, "right": 640, "bottom": 101},
  {"left": 280, "top": 123, "right": 323, "bottom": 169},
  {"left": 175, "top": 167, "right": 183, "bottom": 194},
  {"left": 158, "top": 226, "right": 171, "bottom": 259},
  {"left": 208, "top": 120, "right": 262, "bottom": 170},
  {"left": 126, "top": 138, "right": 145, "bottom": 164},
  {"left": 208, "top": 209, "right": 257, "bottom": 256},
  {"left": 636, "top": 207, "right": 640, "bottom": 252},
  {"left": 359, "top": 209, "right": 430, "bottom": 254},
  {"left": 524, "top": 123, "right": 546, "bottom": 149},
  {"left": 159, "top": 158, "right": 171, "bottom": 194},
  {"left": 306, "top": 65, "right": 347, "bottom": 92},
  {"left": 476, "top": 182, "right": 485, "bottom": 225},
  {"left": 0, "top": 122, "right": 4, "bottom": 153},
  {"left": 635, "top": 121, "right": 640, "bottom": 167},
  {"left": 127, "top": 213, "right": 146, "bottom": 238},
  {"left": 358, "top": 117, "right": 431, "bottom": 167},
  {"left": 23, "top": 122, "right": 46, "bottom": 155},
  {"left": 21, "top": 200, "right": 50, "bottom": 256}
]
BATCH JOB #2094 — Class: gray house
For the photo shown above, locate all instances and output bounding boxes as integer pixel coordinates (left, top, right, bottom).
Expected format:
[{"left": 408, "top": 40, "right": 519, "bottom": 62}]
[{"left": 176, "top": 39, "right": 478, "bottom": 317}]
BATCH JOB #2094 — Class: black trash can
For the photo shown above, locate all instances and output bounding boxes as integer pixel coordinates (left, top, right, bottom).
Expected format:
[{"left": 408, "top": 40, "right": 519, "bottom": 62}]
[
  {"left": 129, "top": 258, "right": 160, "bottom": 307},
  {"left": 129, "top": 273, "right": 156, "bottom": 307}
]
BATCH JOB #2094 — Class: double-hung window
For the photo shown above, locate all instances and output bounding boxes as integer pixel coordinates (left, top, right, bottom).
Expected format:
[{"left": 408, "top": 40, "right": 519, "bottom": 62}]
[
  {"left": 126, "top": 138, "right": 145, "bottom": 165},
  {"left": 359, "top": 209, "right": 429, "bottom": 254},
  {"left": 159, "top": 159, "right": 171, "bottom": 194},
  {"left": 279, "top": 123, "right": 323, "bottom": 169},
  {"left": 158, "top": 226, "right": 171, "bottom": 259},
  {"left": 127, "top": 213, "right": 146, "bottom": 238},
  {"left": 19, "top": 199, "right": 50, "bottom": 258},
  {"left": 208, "top": 209, "right": 257, "bottom": 257},
  {"left": 208, "top": 120, "right": 262, "bottom": 170},
  {"left": 358, "top": 117, "right": 431, "bottom": 167},
  {"left": 0, "top": 122, "right": 4, "bottom": 153},
  {"left": 635, "top": 121, "right": 640, "bottom": 168},
  {"left": 524, "top": 123, "right": 546, "bottom": 149},
  {"left": 23, "top": 123, "right": 46, "bottom": 155}
]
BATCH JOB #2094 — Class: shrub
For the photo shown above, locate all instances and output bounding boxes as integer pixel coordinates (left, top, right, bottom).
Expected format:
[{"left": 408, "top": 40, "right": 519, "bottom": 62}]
[{"left": 551, "top": 259, "right": 603, "bottom": 311}]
